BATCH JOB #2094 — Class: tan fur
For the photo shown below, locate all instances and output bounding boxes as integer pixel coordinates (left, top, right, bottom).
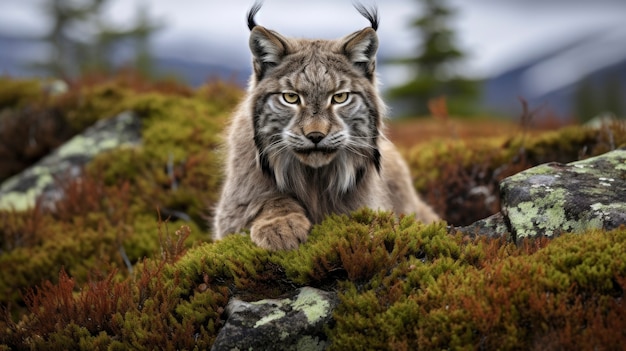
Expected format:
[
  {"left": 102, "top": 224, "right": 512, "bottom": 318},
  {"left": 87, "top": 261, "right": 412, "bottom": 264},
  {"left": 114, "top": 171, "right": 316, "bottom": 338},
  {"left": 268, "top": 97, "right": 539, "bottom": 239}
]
[
  {"left": 302, "top": 119, "right": 330, "bottom": 136},
  {"left": 213, "top": 5, "right": 439, "bottom": 251}
]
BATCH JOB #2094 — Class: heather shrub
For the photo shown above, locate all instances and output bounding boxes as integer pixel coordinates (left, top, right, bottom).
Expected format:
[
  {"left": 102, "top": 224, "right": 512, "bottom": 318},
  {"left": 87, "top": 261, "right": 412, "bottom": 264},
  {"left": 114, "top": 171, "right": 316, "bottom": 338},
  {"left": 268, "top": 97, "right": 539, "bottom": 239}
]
[{"left": 1, "top": 76, "right": 625, "bottom": 349}]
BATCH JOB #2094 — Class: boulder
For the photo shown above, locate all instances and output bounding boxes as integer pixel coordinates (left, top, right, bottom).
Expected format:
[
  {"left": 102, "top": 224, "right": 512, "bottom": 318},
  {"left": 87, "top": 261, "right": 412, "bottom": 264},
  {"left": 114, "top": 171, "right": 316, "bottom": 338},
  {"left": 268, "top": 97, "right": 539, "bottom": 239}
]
[
  {"left": 0, "top": 111, "right": 141, "bottom": 210},
  {"left": 212, "top": 287, "right": 338, "bottom": 351},
  {"left": 460, "top": 147, "right": 626, "bottom": 243},
  {"left": 457, "top": 212, "right": 511, "bottom": 240}
]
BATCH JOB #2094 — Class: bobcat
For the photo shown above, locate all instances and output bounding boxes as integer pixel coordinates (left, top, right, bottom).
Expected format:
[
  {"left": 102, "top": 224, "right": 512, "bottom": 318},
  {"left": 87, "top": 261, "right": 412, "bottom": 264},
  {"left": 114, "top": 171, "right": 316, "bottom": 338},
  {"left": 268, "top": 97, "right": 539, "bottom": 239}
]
[{"left": 213, "top": 3, "right": 439, "bottom": 250}]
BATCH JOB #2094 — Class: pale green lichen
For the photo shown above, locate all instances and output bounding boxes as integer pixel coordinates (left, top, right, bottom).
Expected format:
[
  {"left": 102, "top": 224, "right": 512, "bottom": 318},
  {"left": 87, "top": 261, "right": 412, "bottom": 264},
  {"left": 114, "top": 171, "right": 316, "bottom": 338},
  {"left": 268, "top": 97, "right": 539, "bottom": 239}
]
[
  {"left": 254, "top": 309, "right": 287, "bottom": 328},
  {"left": 0, "top": 188, "right": 39, "bottom": 210},
  {"left": 570, "top": 148, "right": 625, "bottom": 169},
  {"left": 56, "top": 132, "right": 128, "bottom": 158},
  {"left": 98, "top": 137, "right": 121, "bottom": 151},
  {"left": 56, "top": 135, "right": 90, "bottom": 158},
  {"left": 480, "top": 214, "right": 509, "bottom": 235},
  {"left": 590, "top": 202, "right": 624, "bottom": 222},
  {"left": 249, "top": 298, "right": 289, "bottom": 328},
  {"left": 508, "top": 187, "right": 605, "bottom": 241},
  {"left": 535, "top": 189, "right": 577, "bottom": 232},
  {"left": 296, "top": 335, "right": 327, "bottom": 351},
  {"left": 0, "top": 168, "right": 54, "bottom": 210},
  {"left": 35, "top": 171, "right": 54, "bottom": 189},
  {"left": 291, "top": 287, "right": 332, "bottom": 325}
]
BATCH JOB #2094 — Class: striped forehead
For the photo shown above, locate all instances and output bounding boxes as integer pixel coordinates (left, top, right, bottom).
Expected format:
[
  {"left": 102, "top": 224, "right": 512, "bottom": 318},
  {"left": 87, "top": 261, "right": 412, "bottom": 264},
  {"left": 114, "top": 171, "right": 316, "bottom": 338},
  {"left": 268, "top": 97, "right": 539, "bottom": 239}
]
[{"left": 278, "top": 50, "right": 353, "bottom": 94}]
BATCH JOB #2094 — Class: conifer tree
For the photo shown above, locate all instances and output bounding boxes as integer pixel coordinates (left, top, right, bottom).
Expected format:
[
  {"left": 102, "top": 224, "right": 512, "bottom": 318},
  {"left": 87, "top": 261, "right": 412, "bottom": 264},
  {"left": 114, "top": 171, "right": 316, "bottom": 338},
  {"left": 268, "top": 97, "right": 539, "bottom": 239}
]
[
  {"left": 34, "top": 0, "right": 162, "bottom": 79},
  {"left": 389, "top": 0, "right": 480, "bottom": 116}
]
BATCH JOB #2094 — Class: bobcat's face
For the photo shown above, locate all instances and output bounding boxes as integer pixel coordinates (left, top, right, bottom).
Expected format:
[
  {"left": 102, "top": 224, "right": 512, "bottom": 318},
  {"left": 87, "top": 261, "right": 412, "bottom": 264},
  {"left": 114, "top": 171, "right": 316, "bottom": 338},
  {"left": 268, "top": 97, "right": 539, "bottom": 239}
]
[
  {"left": 254, "top": 50, "right": 378, "bottom": 169},
  {"left": 249, "top": 23, "right": 383, "bottom": 186}
]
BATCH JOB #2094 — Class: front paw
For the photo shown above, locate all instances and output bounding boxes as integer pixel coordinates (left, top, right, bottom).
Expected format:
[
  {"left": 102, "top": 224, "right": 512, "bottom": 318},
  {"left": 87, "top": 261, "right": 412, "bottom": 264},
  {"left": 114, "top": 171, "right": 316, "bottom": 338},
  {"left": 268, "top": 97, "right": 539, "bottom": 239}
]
[{"left": 250, "top": 212, "right": 311, "bottom": 251}]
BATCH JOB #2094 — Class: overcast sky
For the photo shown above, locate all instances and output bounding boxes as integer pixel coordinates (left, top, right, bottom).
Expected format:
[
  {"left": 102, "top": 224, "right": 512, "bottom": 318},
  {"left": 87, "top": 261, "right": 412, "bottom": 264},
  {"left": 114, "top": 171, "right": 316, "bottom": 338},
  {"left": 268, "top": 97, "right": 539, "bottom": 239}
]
[{"left": 1, "top": 0, "right": 626, "bottom": 94}]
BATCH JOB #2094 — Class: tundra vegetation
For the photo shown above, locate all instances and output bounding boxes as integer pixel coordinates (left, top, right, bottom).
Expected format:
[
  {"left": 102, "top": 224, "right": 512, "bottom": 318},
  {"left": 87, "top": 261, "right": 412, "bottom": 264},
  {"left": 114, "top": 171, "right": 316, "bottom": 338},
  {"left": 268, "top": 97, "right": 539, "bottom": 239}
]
[{"left": 0, "top": 74, "right": 625, "bottom": 350}]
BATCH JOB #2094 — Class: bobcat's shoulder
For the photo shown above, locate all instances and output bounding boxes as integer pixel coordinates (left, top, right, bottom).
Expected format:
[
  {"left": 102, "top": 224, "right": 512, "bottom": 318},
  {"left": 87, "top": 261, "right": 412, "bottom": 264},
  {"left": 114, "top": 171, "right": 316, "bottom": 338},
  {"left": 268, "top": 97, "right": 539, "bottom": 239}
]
[{"left": 213, "top": 4, "right": 438, "bottom": 250}]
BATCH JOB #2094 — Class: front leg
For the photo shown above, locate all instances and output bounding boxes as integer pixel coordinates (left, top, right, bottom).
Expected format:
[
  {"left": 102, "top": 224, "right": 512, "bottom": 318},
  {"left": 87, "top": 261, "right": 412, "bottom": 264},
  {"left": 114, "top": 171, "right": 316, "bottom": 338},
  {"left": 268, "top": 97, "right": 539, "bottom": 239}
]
[{"left": 250, "top": 197, "right": 311, "bottom": 251}]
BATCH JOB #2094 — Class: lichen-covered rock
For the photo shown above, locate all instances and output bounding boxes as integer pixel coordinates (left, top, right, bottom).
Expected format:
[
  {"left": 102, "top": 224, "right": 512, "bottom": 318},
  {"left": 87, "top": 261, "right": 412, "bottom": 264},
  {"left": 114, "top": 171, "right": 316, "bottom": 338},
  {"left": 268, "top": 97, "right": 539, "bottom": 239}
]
[
  {"left": 456, "top": 212, "right": 511, "bottom": 239},
  {"left": 500, "top": 147, "right": 626, "bottom": 243},
  {"left": 0, "top": 111, "right": 141, "bottom": 210},
  {"left": 212, "top": 287, "right": 338, "bottom": 351}
]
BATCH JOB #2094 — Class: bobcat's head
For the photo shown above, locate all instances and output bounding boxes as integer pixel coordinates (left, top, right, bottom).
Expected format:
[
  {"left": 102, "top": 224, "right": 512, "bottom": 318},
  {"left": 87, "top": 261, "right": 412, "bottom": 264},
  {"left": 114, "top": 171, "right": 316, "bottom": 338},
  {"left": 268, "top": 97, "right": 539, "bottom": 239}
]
[{"left": 247, "top": 3, "right": 385, "bottom": 193}]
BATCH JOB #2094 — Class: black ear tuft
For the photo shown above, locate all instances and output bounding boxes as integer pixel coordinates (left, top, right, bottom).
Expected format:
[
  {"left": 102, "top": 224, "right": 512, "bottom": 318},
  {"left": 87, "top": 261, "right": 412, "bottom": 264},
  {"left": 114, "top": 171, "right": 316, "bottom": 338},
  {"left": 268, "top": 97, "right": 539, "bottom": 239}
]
[
  {"left": 247, "top": 1, "right": 290, "bottom": 81},
  {"left": 247, "top": 1, "right": 263, "bottom": 30},
  {"left": 353, "top": 3, "right": 379, "bottom": 31}
]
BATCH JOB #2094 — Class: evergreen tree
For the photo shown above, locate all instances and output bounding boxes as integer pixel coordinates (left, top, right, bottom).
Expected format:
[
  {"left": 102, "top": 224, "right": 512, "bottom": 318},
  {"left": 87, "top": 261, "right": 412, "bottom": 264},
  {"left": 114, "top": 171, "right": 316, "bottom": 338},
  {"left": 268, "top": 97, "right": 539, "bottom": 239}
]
[
  {"left": 574, "top": 77, "right": 597, "bottom": 123},
  {"left": 33, "top": 0, "right": 162, "bottom": 79},
  {"left": 389, "top": 0, "right": 480, "bottom": 116},
  {"left": 604, "top": 72, "right": 624, "bottom": 118},
  {"left": 574, "top": 70, "right": 625, "bottom": 123}
]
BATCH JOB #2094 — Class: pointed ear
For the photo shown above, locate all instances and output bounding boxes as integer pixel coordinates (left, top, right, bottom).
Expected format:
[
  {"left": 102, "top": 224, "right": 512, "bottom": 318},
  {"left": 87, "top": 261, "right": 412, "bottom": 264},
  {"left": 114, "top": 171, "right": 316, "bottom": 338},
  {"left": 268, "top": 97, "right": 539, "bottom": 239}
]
[
  {"left": 249, "top": 26, "right": 289, "bottom": 81},
  {"left": 342, "top": 28, "right": 378, "bottom": 80}
]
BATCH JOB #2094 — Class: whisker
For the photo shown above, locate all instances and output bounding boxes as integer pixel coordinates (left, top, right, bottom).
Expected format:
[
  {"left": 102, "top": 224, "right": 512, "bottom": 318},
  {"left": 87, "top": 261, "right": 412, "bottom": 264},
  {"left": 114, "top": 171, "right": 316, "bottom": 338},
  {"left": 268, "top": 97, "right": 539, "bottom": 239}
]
[
  {"left": 346, "top": 140, "right": 377, "bottom": 151},
  {"left": 348, "top": 135, "right": 377, "bottom": 140},
  {"left": 343, "top": 144, "right": 370, "bottom": 159},
  {"left": 259, "top": 139, "right": 288, "bottom": 157}
]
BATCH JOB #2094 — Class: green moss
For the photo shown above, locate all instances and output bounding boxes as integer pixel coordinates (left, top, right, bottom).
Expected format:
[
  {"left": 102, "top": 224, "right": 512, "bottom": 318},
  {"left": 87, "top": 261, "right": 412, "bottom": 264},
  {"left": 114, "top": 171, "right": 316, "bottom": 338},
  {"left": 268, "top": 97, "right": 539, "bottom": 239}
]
[
  {"left": 275, "top": 210, "right": 450, "bottom": 286},
  {"left": 2, "top": 210, "right": 626, "bottom": 349},
  {"left": 56, "top": 83, "right": 134, "bottom": 130},
  {"left": 0, "top": 78, "right": 43, "bottom": 108},
  {"left": 406, "top": 138, "right": 509, "bottom": 192},
  {"left": 406, "top": 124, "right": 621, "bottom": 195},
  {"left": 1, "top": 78, "right": 229, "bottom": 249},
  {"left": 1, "top": 77, "right": 625, "bottom": 349},
  {"left": 0, "top": 190, "right": 205, "bottom": 314},
  {"left": 329, "top": 225, "right": 626, "bottom": 350},
  {"left": 406, "top": 120, "right": 626, "bottom": 226},
  {"left": 0, "top": 74, "right": 241, "bottom": 322}
]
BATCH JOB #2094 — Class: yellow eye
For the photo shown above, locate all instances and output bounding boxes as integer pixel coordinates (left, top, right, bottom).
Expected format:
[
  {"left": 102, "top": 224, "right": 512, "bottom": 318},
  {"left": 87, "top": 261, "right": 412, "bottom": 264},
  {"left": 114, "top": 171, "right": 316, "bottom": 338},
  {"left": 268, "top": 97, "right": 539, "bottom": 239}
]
[
  {"left": 332, "top": 92, "right": 349, "bottom": 104},
  {"left": 282, "top": 92, "right": 300, "bottom": 104}
]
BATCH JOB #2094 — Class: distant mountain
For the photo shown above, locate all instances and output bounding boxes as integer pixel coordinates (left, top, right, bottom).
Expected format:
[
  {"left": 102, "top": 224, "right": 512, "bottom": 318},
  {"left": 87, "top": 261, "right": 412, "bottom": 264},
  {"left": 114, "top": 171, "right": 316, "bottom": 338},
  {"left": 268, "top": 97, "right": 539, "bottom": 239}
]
[
  {"left": 153, "top": 57, "right": 249, "bottom": 87},
  {"left": 0, "top": 33, "right": 250, "bottom": 87},
  {"left": 482, "top": 31, "right": 626, "bottom": 120},
  {"left": 0, "top": 34, "right": 40, "bottom": 77}
]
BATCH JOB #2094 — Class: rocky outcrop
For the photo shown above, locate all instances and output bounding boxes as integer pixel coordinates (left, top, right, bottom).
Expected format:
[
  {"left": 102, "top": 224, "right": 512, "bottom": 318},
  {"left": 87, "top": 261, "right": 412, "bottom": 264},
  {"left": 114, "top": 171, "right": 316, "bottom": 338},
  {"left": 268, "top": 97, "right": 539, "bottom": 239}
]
[
  {"left": 460, "top": 147, "right": 626, "bottom": 243},
  {"left": 212, "top": 287, "right": 338, "bottom": 351},
  {"left": 0, "top": 111, "right": 141, "bottom": 210}
]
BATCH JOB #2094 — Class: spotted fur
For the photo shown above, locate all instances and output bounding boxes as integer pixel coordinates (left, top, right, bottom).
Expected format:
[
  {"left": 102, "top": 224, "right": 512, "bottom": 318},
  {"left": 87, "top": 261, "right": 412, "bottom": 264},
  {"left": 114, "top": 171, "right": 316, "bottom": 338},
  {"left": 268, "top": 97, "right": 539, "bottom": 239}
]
[{"left": 213, "top": 3, "right": 439, "bottom": 250}]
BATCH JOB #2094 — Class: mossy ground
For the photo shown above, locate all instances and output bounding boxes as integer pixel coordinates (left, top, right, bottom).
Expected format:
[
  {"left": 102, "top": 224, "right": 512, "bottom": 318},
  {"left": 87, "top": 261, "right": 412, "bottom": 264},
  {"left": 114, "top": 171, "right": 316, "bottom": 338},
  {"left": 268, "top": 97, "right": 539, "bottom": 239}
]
[{"left": 1, "top": 75, "right": 625, "bottom": 349}]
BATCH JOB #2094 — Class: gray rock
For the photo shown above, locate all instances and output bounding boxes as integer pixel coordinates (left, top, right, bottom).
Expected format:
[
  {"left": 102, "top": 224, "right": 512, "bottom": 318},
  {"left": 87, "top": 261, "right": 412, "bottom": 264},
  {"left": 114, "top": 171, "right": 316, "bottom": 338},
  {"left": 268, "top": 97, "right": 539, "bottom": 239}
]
[
  {"left": 456, "top": 212, "right": 511, "bottom": 240},
  {"left": 0, "top": 111, "right": 141, "bottom": 210},
  {"left": 212, "top": 287, "right": 338, "bottom": 351},
  {"left": 459, "top": 148, "right": 626, "bottom": 243},
  {"left": 500, "top": 147, "right": 626, "bottom": 243},
  {"left": 42, "top": 79, "right": 69, "bottom": 96}
]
